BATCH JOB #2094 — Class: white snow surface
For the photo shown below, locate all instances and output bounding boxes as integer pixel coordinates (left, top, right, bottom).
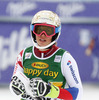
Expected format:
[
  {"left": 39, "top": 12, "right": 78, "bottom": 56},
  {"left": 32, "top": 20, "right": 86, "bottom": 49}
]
[{"left": 0, "top": 83, "right": 99, "bottom": 100}]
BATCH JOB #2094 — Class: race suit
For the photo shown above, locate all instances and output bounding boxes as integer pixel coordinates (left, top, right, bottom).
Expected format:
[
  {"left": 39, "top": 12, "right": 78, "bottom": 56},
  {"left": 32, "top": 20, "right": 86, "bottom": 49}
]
[{"left": 10, "top": 45, "right": 83, "bottom": 100}]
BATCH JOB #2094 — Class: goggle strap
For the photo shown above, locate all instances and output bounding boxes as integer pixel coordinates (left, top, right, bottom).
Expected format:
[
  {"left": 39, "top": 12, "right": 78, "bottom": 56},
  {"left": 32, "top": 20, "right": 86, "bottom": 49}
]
[
  {"left": 30, "top": 24, "right": 34, "bottom": 31},
  {"left": 55, "top": 26, "right": 61, "bottom": 33},
  {"left": 30, "top": 24, "right": 61, "bottom": 33}
]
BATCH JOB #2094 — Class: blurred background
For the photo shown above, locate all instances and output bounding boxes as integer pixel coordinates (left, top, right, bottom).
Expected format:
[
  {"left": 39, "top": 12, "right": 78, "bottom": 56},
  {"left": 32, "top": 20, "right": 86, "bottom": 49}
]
[{"left": 0, "top": 0, "right": 99, "bottom": 100}]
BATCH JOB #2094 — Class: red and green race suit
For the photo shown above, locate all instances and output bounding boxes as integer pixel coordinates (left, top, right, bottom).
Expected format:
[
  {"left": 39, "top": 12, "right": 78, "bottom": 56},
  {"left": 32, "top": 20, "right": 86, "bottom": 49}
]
[{"left": 11, "top": 45, "right": 83, "bottom": 100}]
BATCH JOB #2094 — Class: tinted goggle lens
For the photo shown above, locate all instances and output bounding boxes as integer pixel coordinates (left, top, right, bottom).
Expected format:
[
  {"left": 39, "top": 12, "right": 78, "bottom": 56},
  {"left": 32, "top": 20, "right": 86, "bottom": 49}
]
[
  {"left": 34, "top": 25, "right": 54, "bottom": 36},
  {"left": 31, "top": 24, "right": 61, "bottom": 37}
]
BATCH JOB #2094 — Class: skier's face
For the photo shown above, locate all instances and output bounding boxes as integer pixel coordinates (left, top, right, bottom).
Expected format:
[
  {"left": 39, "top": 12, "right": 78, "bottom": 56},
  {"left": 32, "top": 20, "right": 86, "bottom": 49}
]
[{"left": 36, "top": 33, "right": 52, "bottom": 47}]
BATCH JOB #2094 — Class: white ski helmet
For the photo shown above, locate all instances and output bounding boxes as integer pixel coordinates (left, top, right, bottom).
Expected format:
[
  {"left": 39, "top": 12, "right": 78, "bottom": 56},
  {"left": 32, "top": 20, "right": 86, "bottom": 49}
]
[{"left": 30, "top": 10, "right": 61, "bottom": 49}]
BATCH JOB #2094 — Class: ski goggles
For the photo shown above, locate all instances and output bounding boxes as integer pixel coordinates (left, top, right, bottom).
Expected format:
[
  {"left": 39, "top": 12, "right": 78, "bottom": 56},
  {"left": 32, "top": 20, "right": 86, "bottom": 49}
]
[{"left": 31, "top": 23, "right": 61, "bottom": 37}]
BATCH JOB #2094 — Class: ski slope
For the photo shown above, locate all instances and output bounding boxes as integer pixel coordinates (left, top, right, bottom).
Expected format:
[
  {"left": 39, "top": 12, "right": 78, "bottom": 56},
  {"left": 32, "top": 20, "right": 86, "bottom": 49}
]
[{"left": 0, "top": 83, "right": 99, "bottom": 100}]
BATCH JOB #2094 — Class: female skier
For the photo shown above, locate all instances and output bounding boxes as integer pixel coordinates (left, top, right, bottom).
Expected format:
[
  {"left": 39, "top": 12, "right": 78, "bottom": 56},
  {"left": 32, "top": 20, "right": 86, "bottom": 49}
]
[{"left": 10, "top": 10, "right": 83, "bottom": 100}]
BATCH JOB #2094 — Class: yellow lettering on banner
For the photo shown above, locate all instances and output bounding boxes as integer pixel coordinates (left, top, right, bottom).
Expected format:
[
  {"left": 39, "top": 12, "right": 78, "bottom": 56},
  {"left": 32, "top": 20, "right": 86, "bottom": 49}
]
[
  {"left": 34, "top": 69, "right": 37, "bottom": 75},
  {"left": 37, "top": 70, "right": 42, "bottom": 77},
  {"left": 49, "top": 71, "right": 53, "bottom": 77},
  {"left": 28, "top": 69, "right": 33, "bottom": 75},
  {"left": 23, "top": 67, "right": 59, "bottom": 79},
  {"left": 53, "top": 72, "right": 59, "bottom": 79},
  {"left": 44, "top": 69, "right": 59, "bottom": 79},
  {"left": 24, "top": 68, "right": 29, "bottom": 75},
  {"left": 24, "top": 68, "right": 31, "bottom": 75},
  {"left": 44, "top": 69, "right": 49, "bottom": 76},
  {"left": 23, "top": 67, "right": 26, "bottom": 73}
]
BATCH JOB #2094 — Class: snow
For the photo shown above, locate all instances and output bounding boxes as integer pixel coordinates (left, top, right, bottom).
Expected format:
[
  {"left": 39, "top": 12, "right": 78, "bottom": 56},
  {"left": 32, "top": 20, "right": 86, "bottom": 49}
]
[{"left": 0, "top": 83, "right": 99, "bottom": 100}]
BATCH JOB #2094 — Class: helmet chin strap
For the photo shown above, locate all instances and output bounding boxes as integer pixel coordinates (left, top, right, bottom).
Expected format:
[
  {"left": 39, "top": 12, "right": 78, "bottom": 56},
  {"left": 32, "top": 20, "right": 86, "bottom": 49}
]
[
  {"left": 31, "top": 29, "right": 60, "bottom": 49},
  {"left": 32, "top": 33, "right": 60, "bottom": 50}
]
